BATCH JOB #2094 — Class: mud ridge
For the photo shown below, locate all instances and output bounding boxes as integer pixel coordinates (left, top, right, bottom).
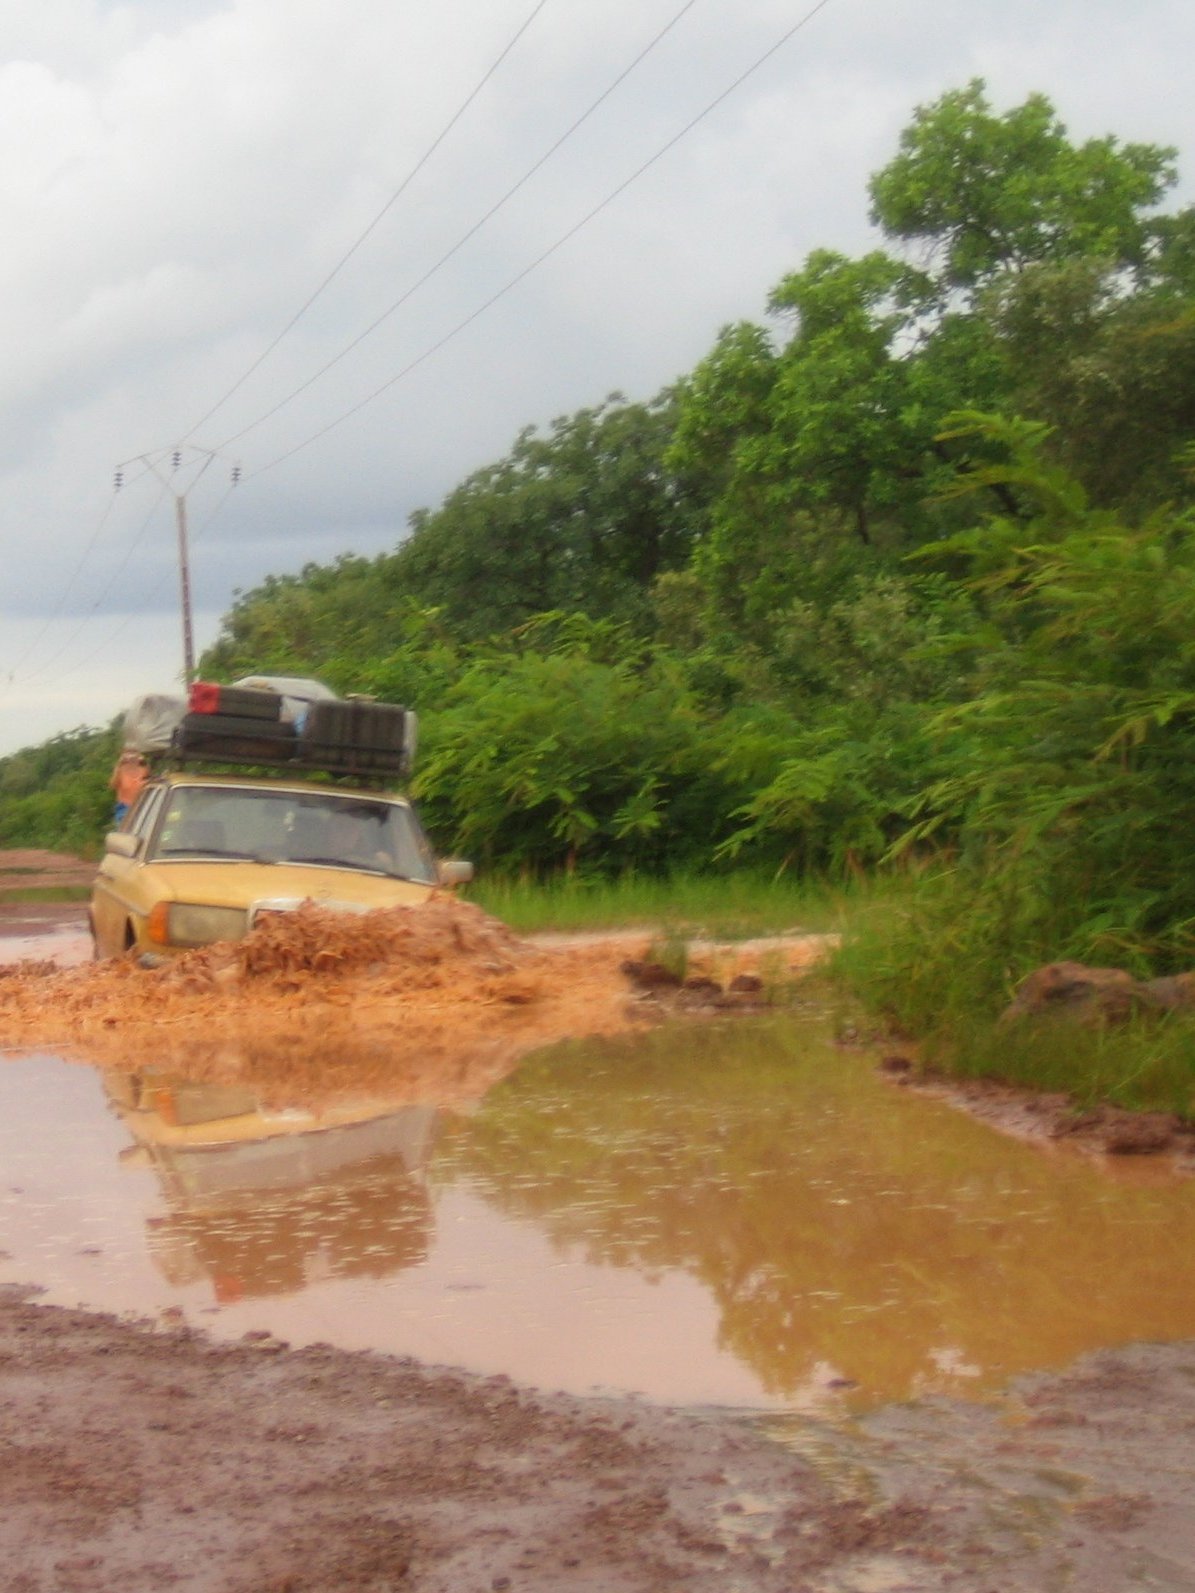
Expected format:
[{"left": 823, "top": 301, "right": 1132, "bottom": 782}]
[{"left": 877, "top": 1054, "right": 1195, "bottom": 1169}]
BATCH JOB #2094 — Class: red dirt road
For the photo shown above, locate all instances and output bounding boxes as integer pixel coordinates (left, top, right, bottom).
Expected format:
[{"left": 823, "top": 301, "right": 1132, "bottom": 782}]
[
  {"left": 3, "top": 1286, "right": 1195, "bottom": 1592},
  {"left": 0, "top": 1287, "right": 904, "bottom": 1593}
]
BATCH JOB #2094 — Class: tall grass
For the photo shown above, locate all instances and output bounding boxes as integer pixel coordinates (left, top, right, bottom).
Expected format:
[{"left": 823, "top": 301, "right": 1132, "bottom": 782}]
[
  {"left": 830, "top": 862, "right": 1054, "bottom": 1036},
  {"left": 469, "top": 868, "right": 849, "bottom": 939},
  {"left": 961, "top": 1012, "right": 1195, "bottom": 1116},
  {"left": 831, "top": 862, "right": 1195, "bottom": 1116}
]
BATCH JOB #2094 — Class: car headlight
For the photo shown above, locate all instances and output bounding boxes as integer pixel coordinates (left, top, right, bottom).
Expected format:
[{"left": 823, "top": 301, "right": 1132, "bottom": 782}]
[{"left": 147, "top": 901, "right": 249, "bottom": 948}]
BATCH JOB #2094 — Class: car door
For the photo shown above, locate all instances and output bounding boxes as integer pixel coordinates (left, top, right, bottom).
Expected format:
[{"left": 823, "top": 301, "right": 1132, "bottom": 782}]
[{"left": 91, "top": 785, "right": 167, "bottom": 956}]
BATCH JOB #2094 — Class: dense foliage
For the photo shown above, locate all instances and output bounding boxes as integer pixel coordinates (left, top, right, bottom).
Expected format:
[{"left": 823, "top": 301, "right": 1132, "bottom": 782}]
[
  {"left": 10, "top": 81, "right": 1195, "bottom": 1058},
  {"left": 0, "top": 724, "right": 118, "bottom": 854}
]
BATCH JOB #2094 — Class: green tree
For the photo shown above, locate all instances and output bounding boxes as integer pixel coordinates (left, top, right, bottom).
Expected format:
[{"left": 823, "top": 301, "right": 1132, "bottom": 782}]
[
  {"left": 202, "top": 553, "right": 407, "bottom": 685},
  {"left": 985, "top": 258, "right": 1195, "bottom": 510},
  {"left": 757, "top": 250, "right": 939, "bottom": 548},
  {"left": 390, "top": 392, "right": 699, "bottom": 641},
  {"left": 411, "top": 619, "right": 729, "bottom": 874},
  {"left": 672, "top": 251, "right": 969, "bottom": 644},
  {"left": 0, "top": 725, "right": 119, "bottom": 854},
  {"left": 905, "top": 414, "right": 1195, "bottom": 969},
  {"left": 870, "top": 79, "right": 1176, "bottom": 300}
]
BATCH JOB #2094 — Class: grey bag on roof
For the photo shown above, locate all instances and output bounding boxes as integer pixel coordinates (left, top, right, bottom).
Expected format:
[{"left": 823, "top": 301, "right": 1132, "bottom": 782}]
[{"left": 123, "top": 693, "right": 187, "bottom": 753}]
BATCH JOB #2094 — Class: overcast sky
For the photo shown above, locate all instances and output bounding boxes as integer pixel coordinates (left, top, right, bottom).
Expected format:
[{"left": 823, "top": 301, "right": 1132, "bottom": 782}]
[{"left": 1, "top": 0, "right": 1192, "bottom": 756}]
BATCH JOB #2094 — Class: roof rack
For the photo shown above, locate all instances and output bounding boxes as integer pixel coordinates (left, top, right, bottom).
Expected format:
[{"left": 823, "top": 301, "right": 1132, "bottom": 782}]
[{"left": 128, "top": 680, "right": 417, "bottom": 783}]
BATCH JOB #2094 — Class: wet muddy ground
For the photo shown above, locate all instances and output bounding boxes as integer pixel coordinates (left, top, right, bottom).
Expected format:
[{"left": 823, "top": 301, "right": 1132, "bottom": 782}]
[
  {"left": 4, "top": 1286, "right": 1195, "bottom": 1592},
  {"left": 4, "top": 871, "right": 1195, "bottom": 1588}
]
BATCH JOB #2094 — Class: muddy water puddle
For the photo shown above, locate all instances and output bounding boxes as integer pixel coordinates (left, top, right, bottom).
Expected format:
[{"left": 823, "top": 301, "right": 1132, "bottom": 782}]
[{"left": 4, "top": 1017, "right": 1195, "bottom": 1412}]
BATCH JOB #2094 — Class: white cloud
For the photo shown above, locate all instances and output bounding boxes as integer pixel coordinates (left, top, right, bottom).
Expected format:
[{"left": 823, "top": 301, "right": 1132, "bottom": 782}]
[{"left": 2, "top": 0, "right": 1195, "bottom": 754}]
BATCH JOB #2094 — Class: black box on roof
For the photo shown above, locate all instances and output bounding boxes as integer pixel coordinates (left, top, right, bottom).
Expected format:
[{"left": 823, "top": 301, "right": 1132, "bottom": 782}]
[
  {"left": 174, "top": 712, "right": 297, "bottom": 764},
  {"left": 303, "top": 699, "right": 409, "bottom": 774}
]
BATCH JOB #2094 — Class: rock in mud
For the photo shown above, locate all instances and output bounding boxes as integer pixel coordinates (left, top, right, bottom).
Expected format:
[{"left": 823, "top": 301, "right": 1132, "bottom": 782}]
[
  {"left": 1048, "top": 1104, "right": 1185, "bottom": 1155},
  {"left": 619, "top": 958, "right": 683, "bottom": 989},
  {"left": 682, "top": 973, "right": 722, "bottom": 992},
  {"left": 728, "top": 972, "right": 763, "bottom": 994},
  {"left": 1102, "top": 1113, "right": 1180, "bottom": 1155},
  {"left": 1001, "top": 960, "right": 1195, "bottom": 1025},
  {"left": 878, "top": 1053, "right": 913, "bottom": 1074}
]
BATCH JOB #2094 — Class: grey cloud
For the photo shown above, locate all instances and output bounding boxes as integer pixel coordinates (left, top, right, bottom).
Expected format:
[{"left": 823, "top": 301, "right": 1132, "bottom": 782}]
[{"left": 3, "top": 0, "right": 1194, "bottom": 752}]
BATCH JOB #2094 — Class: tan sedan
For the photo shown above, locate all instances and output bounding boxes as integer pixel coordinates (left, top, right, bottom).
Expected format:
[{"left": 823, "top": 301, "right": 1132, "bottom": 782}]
[{"left": 90, "top": 771, "right": 470, "bottom": 960}]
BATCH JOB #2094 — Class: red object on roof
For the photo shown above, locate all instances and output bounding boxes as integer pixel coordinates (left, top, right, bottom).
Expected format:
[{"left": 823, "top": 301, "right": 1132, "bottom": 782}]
[{"left": 188, "top": 681, "right": 222, "bottom": 714}]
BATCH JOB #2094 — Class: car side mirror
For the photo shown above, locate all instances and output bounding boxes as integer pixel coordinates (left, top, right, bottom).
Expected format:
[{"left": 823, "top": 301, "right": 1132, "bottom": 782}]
[
  {"left": 104, "top": 832, "right": 141, "bottom": 859},
  {"left": 437, "top": 859, "right": 474, "bottom": 887}
]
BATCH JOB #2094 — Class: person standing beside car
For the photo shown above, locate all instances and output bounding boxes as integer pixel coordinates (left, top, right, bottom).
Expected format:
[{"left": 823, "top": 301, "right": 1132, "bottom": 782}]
[{"left": 109, "top": 748, "right": 148, "bottom": 825}]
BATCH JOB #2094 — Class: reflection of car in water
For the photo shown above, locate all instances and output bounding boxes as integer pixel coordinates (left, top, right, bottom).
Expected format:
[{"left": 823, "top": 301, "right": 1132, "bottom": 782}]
[{"left": 107, "top": 1071, "right": 438, "bottom": 1302}]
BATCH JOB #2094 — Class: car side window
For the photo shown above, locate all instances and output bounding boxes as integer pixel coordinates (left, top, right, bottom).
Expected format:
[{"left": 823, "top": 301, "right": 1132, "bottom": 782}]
[
  {"left": 391, "top": 808, "right": 436, "bottom": 883},
  {"left": 127, "top": 786, "right": 165, "bottom": 844}
]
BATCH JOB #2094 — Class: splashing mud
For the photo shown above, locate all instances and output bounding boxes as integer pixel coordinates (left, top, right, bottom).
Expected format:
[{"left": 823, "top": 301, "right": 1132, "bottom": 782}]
[{"left": 0, "top": 898, "right": 828, "bottom": 1109}]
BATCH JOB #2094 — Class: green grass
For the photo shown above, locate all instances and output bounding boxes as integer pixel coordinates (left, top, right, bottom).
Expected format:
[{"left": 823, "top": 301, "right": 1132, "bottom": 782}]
[
  {"left": 0, "top": 885, "right": 91, "bottom": 904},
  {"left": 467, "top": 869, "right": 850, "bottom": 939},
  {"left": 957, "top": 1010, "right": 1195, "bottom": 1117},
  {"left": 829, "top": 865, "right": 1195, "bottom": 1117}
]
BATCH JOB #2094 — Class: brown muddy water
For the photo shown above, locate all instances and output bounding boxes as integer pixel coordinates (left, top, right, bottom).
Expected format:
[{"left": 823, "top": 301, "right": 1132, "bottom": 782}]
[{"left": 3, "top": 1016, "right": 1195, "bottom": 1415}]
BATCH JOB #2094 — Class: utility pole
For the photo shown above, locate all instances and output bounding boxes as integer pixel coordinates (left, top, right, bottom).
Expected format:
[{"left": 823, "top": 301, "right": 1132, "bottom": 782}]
[
  {"left": 116, "top": 444, "right": 239, "bottom": 686},
  {"left": 174, "top": 489, "right": 195, "bottom": 681}
]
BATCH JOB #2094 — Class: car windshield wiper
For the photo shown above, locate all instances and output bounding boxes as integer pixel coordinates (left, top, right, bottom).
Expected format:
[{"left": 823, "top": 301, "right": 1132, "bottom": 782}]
[
  {"left": 158, "top": 846, "right": 258, "bottom": 860},
  {"left": 286, "top": 855, "right": 430, "bottom": 882},
  {"left": 279, "top": 854, "right": 383, "bottom": 871}
]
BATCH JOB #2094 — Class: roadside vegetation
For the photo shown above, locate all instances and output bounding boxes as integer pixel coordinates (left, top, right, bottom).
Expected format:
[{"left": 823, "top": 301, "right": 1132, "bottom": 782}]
[
  {"left": 470, "top": 870, "right": 845, "bottom": 939},
  {"left": 0, "top": 725, "right": 117, "bottom": 856},
  {"left": 7, "top": 81, "right": 1195, "bottom": 1110}
]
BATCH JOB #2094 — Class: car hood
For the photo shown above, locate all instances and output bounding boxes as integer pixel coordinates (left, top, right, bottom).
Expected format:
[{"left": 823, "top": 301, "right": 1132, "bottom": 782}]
[{"left": 139, "top": 858, "right": 437, "bottom": 911}]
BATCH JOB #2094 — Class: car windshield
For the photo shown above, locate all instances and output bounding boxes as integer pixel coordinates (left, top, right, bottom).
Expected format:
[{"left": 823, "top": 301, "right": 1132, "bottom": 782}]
[{"left": 151, "top": 787, "right": 438, "bottom": 884}]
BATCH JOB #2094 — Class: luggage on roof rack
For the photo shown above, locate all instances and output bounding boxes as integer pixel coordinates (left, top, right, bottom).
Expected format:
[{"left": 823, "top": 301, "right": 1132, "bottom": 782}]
[
  {"left": 303, "top": 699, "right": 412, "bottom": 776},
  {"left": 174, "top": 710, "right": 298, "bottom": 764},
  {"left": 156, "top": 677, "right": 417, "bottom": 780},
  {"left": 231, "top": 676, "right": 338, "bottom": 729},
  {"left": 123, "top": 693, "right": 187, "bottom": 755},
  {"left": 188, "top": 681, "right": 282, "bottom": 721},
  {"left": 232, "top": 675, "right": 338, "bottom": 701}
]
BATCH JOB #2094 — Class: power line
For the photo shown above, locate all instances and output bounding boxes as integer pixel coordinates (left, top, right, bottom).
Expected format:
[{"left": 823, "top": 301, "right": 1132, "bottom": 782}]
[
  {"left": 8, "top": 6, "right": 553, "bottom": 701},
  {"left": 8, "top": 0, "right": 841, "bottom": 698},
  {"left": 24, "top": 586, "right": 169, "bottom": 694},
  {"left": 218, "top": 0, "right": 704, "bottom": 451},
  {"left": 0, "top": 493, "right": 119, "bottom": 695},
  {"left": 0, "top": 459, "right": 164, "bottom": 696},
  {"left": 181, "top": 0, "right": 553, "bottom": 443},
  {"left": 7, "top": 448, "right": 236, "bottom": 689},
  {"left": 10, "top": 479, "right": 172, "bottom": 686},
  {"left": 18, "top": 476, "right": 242, "bottom": 694},
  {"left": 252, "top": 0, "right": 841, "bottom": 477}
]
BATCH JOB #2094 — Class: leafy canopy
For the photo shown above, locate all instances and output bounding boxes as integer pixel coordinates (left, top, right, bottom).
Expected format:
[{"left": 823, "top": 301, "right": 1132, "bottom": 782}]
[{"left": 869, "top": 79, "right": 1176, "bottom": 298}]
